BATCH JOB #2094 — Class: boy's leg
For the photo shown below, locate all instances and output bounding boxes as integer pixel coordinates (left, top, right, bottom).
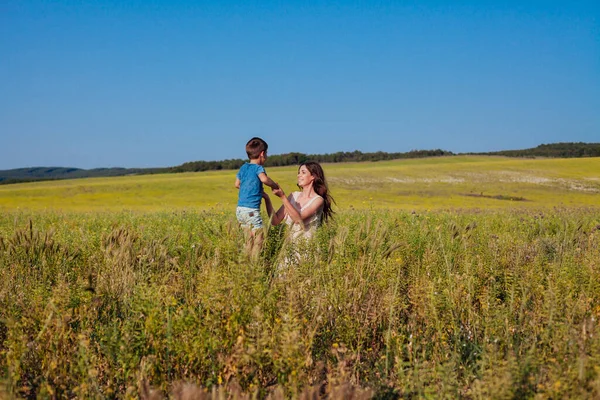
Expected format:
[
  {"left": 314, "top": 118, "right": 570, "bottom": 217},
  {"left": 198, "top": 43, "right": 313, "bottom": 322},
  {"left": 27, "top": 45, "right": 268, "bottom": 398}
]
[
  {"left": 250, "top": 229, "right": 264, "bottom": 261},
  {"left": 242, "top": 227, "right": 253, "bottom": 256},
  {"left": 237, "top": 207, "right": 259, "bottom": 259},
  {"left": 236, "top": 207, "right": 265, "bottom": 260}
]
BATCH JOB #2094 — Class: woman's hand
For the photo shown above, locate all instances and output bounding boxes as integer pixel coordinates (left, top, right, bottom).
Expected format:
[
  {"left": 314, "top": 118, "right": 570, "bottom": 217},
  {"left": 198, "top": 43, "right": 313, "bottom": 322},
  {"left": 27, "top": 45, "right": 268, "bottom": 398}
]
[{"left": 273, "top": 187, "right": 285, "bottom": 198}]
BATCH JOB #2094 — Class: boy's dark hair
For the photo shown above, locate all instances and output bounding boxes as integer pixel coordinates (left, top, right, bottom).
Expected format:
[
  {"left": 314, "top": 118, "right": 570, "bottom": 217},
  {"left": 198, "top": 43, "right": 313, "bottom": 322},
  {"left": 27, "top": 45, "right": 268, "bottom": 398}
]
[{"left": 245, "top": 137, "right": 268, "bottom": 159}]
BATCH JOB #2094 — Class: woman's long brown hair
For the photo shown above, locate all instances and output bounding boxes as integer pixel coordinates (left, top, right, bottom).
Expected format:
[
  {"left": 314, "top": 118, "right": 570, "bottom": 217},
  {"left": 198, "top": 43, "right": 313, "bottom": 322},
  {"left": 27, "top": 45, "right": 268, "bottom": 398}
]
[{"left": 299, "top": 161, "right": 335, "bottom": 222}]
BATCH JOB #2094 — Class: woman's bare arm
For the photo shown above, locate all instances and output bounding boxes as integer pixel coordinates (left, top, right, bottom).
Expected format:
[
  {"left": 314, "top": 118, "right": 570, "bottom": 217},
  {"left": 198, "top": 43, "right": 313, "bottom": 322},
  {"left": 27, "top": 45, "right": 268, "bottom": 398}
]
[
  {"left": 277, "top": 192, "right": 323, "bottom": 226},
  {"left": 270, "top": 188, "right": 288, "bottom": 226}
]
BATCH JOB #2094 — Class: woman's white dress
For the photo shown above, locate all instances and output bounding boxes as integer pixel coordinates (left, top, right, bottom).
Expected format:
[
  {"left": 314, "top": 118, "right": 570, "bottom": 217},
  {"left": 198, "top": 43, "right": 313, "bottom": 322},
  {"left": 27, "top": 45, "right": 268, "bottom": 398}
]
[{"left": 283, "top": 192, "right": 323, "bottom": 242}]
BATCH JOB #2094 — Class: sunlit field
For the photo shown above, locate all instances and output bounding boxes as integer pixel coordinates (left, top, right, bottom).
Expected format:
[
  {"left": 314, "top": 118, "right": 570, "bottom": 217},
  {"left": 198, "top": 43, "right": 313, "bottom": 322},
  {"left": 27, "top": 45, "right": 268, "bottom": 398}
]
[
  {"left": 1, "top": 156, "right": 600, "bottom": 398},
  {"left": 1, "top": 156, "right": 599, "bottom": 212}
]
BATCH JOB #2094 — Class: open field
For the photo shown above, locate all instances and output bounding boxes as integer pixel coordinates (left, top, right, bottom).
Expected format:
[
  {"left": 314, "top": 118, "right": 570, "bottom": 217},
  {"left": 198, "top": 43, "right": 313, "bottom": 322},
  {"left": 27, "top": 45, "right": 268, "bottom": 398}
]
[
  {"left": 1, "top": 208, "right": 599, "bottom": 398},
  {"left": 1, "top": 156, "right": 600, "bottom": 398},
  {"left": 1, "top": 156, "right": 599, "bottom": 212}
]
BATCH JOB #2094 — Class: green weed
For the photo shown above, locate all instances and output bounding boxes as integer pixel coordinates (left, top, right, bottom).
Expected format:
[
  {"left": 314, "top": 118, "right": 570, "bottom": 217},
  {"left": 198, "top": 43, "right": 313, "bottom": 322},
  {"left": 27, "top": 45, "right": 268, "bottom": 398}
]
[{"left": 1, "top": 208, "right": 599, "bottom": 398}]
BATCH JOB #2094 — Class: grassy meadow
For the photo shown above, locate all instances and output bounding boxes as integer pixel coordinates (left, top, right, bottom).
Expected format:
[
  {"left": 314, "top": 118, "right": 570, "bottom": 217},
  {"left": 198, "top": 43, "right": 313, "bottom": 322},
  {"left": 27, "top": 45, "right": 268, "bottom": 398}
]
[
  {"left": 1, "top": 156, "right": 600, "bottom": 398},
  {"left": 1, "top": 156, "right": 599, "bottom": 212}
]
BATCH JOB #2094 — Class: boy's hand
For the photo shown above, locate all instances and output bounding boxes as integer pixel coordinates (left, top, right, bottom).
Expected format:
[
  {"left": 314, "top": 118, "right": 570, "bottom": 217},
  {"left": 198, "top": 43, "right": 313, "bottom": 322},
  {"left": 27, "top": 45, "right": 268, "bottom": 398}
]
[{"left": 273, "top": 188, "right": 285, "bottom": 198}]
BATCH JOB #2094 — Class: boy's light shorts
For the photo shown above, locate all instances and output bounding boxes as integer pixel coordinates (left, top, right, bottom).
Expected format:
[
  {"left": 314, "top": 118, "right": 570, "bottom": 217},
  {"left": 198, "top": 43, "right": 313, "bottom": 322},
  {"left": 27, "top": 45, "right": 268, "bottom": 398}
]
[{"left": 236, "top": 207, "right": 263, "bottom": 230}]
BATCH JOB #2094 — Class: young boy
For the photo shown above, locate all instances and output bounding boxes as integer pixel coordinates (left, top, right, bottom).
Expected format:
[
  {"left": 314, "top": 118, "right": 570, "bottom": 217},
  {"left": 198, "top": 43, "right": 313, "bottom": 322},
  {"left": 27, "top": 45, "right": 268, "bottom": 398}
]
[{"left": 235, "top": 137, "right": 279, "bottom": 259}]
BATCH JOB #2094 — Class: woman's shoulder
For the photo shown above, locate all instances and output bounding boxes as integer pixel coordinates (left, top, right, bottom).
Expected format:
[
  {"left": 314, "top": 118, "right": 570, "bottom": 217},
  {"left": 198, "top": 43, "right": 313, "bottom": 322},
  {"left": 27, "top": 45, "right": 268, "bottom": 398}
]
[
  {"left": 302, "top": 194, "right": 324, "bottom": 210},
  {"left": 308, "top": 193, "right": 324, "bottom": 202}
]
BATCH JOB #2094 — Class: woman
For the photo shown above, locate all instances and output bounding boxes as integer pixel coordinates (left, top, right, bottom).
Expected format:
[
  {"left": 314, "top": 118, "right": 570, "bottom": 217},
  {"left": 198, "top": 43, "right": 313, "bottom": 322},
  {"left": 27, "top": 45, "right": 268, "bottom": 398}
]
[{"left": 264, "top": 161, "right": 335, "bottom": 242}]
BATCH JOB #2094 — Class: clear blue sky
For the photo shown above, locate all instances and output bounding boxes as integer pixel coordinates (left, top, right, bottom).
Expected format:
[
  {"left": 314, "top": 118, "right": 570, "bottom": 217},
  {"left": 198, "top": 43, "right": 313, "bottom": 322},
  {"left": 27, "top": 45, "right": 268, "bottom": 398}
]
[{"left": 1, "top": 1, "right": 599, "bottom": 169}]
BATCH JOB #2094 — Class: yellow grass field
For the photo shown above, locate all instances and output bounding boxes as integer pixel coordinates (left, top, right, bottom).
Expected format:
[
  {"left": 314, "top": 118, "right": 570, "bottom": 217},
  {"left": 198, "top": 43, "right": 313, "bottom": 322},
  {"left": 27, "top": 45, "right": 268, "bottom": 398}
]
[
  {"left": 0, "top": 156, "right": 599, "bottom": 212},
  {"left": 1, "top": 156, "right": 600, "bottom": 398}
]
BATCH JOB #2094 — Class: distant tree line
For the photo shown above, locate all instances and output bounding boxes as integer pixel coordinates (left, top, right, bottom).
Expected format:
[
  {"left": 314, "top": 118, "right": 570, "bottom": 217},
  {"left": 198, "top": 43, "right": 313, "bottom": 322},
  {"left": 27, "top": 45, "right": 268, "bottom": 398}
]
[
  {"left": 170, "top": 149, "right": 453, "bottom": 173},
  {"left": 2, "top": 143, "right": 598, "bottom": 185},
  {"left": 5, "top": 150, "right": 454, "bottom": 184},
  {"left": 473, "top": 142, "right": 600, "bottom": 158},
  {"left": 170, "top": 159, "right": 245, "bottom": 173}
]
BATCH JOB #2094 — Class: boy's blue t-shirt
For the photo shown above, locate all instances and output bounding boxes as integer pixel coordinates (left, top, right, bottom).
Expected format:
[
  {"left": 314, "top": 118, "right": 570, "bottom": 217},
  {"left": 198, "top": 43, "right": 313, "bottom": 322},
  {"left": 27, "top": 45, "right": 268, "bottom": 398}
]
[{"left": 237, "top": 163, "right": 265, "bottom": 209}]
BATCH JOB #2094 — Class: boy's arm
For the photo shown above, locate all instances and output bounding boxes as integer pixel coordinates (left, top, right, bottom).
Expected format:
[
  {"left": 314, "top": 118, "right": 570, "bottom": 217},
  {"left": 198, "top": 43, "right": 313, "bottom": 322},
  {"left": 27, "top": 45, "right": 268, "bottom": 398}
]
[
  {"left": 258, "top": 172, "right": 279, "bottom": 190},
  {"left": 234, "top": 177, "right": 240, "bottom": 189},
  {"left": 270, "top": 188, "right": 287, "bottom": 226},
  {"left": 262, "top": 192, "right": 274, "bottom": 217}
]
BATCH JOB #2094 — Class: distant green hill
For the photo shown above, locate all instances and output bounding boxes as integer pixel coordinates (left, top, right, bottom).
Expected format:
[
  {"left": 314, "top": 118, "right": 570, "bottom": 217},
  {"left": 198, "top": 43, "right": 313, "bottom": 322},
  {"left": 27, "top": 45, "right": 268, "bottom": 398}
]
[
  {"left": 0, "top": 167, "right": 167, "bottom": 185},
  {"left": 2, "top": 142, "right": 598, "bottom": 185}
]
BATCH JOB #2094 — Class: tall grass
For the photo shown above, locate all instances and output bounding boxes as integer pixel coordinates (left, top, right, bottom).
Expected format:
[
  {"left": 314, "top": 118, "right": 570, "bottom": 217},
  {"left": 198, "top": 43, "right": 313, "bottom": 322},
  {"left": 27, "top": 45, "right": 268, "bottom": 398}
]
[{"left": 1, "top": 208, "right": 599, "bottom": 398}]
